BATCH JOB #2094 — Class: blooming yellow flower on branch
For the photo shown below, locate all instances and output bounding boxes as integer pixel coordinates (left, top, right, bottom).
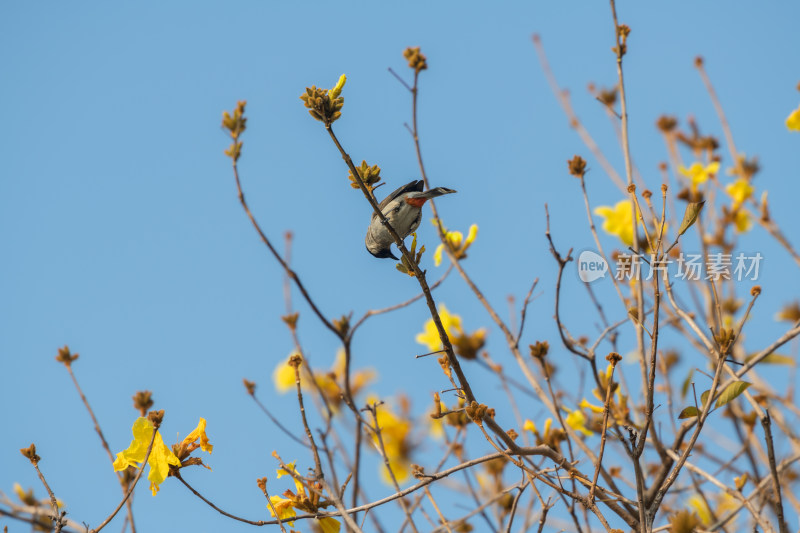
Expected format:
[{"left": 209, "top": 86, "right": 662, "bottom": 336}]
[
  {"left": 268, "top": 460, "right": 341, "bottom": 532},
  {"left": 564, "top": 408, "right": 594, "bottom": 437},
  {"left": 726, "top": 178, "right": 754, "bottom": 208},
  {"left": 733, "top": 209, "right": 751, "bottom": 233},
  {"left": 113, "top": 417, "right": 213, "bottom": 496},
  {"left": 416, "top": 304, "right": 462, "bottom": 352},
  {"left": 113, "top": 417, "right": 180, "bottom": 496},
  {"left": 594, "top": 200, "right": 634, "bottom": 246},
  {"left": 678, "top": 161, "right": 720, "bottom": 189},
  {"left": 786, "top": 105, "right": 800, "bottom": 131},
  {"left": 273, "top": 352, "right": 301, "bottom": 393},
  {"left": 434, "top": 224, "right": 478, "bottom": 266}
]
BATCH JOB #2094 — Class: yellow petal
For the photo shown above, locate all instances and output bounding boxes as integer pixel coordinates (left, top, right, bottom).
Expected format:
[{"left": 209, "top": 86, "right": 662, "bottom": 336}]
[
  {"left": 433, "top": 244, "right": 444, "bottom": 267},
  {"left": 181, "top": 418, "right": 213, "bottom": 453},
  {"left": 329, "top": 74, "right": 347, "bottom": 99},
  {"left": 565, "top": 409, "right": 593, "bottom": 437},
  {"left": 523, "top": 419, "right": 537, "bottom": 433},
  {"left": 687, "top": 494, "right": 712, "bottom": 525},
  {"left": 733, "top": 209, "right": 751, "bottom": 233},
  {"left": 465, "top": 224, "right": 478, "bottom": 246},
  {"left": 580, "top": 398, "right": 604, "bottom": 414},
  {"left": 726, "top": 179, "right": 754, "bottom": 207},
  {"left": 317, "top": 517, "right": 342, "bottom": 533},
  {"left": 273, "top": 354, "right": 298, "bottom": 394},
  {"left": 268, "top": 495, "right": 297, "bottom": 526},
  {"left": 786, "top": 105, "right": 800, "bottom": 131},
  {"left": 113, "top": 417, "right": 180, "bottom": 496}
]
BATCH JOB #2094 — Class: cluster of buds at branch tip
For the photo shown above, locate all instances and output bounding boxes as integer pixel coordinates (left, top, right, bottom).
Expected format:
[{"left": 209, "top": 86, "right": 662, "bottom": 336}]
[
  {"left": 222, "top": 101, "right": 247, "bottom": 162},
  {"left": 147, "top": 409, "right": 165, "bottom": 429},
  {"left": 288, "top": 353, "right": 303, "bottom": 368},
  {"left": 20, "top": 443, "right": 40, "bottom": 464},
  {"left": 606, "top": 351, "right": 622, "bottom": 367},
  {"left": 256, "top": 477, "right": 267, "bottom": 492},
  {"left": 348, "top": 160, "right": 381, "bottom": 192},
  {"left": 567, "top": 155, "right": 587, "bottom": 178},
  {"left": 300, "top": 74, "right": 346, "bottom": 127},
  {"left": 133, "top": 390, "right": 154, "bottom": 416},
  {"left": 465, "top": 401, "right": 489, "bottom": 424},
  {"left": 396, "top": 233, "right": 425, "bottom": 277},
  {"left": 713, "top": 328, "right": 736, "bottom": 356},
  {"left": 614, "top": 24, "right": 631, "bottom": 56},
  {"left": 243, "top": 379, "right": 256, "bottom": 396},
  {"left": 55, "top": 345, "right": 79, "bottom": 366},
  {"left": 403, "top": 47, "right": 427, "bottom": 72},
  {"left": 333, "top": 315, "right": 350, "bottom": 336},
  {"left": 529, "top": 340, "right": 549, "bottom": 359}
]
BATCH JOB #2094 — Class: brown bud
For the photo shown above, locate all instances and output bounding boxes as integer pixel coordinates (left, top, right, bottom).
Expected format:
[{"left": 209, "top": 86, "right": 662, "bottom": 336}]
[
  {"left": 567, "top": 155, "right": 587, "bottom": 178},
  {"left": 132, "top": 390, "right": 154, "bottom": 416},
  {"left": 243, "top": 379, "right": 256, "bottom": 396},
  {"left": 256, "top": 477, "right": 267, "bottom": 492},
  {"left": 642, "top": 189, "right": 652, "bottom": 200},
  {"left": 529, "top": 340, "right": 550, "bottom": 359},
  {"left": 506, "top": 429, "right": 519, "bottom": 441},
  {"left": 606, "top": 352, "right": 623, "bottom": 365},
  {"left": 281, "top": 313, "right": 299, "bottom": 331},
  {"left": 288, "top": 353, "right": 303, "bottom": 368},
  {"left": 656, "top": 115, "right": 677, "bottom": 133},
  {"left": 147, "top": 409, "right": 165, "bottom": 428},
  {"left": 694, "top": 56, "right": 704, "bottom": 67},
  {"left": 750, "top": 286, "right": 761, "bottom": 297},
  {"left": 627, "top": 184, "right": 636, "bottom": 193},
  {"left": 20, "top": 443, "right": 40, "bottom": 464},
  {"left": 55, "top": 345, "right": 79, "bottom": 366}
]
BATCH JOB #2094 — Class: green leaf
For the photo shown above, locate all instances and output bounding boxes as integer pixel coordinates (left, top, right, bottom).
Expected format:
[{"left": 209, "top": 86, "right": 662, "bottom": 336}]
[
  {"left": 715, "top": 381, "right": 752, "bottom": 408},
  {"left": 744, "top": 352, "right": 795, "bottom": 366},
  {"left": 677, "top": 201, "right": 705, "bottom": 236},
  {"left": 678, "top": 406, "right": 699, "bottom": 419},
  {"left": 700, "top": 389, "right": 710, "bottom": 407},
  {"left": 680, "top": 369, "right": 694, "bottom": 399}
]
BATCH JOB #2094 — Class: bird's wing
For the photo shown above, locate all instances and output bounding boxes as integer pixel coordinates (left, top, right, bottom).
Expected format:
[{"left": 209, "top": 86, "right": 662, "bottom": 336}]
[{"left": 372, "top": 180, "right": 424, "bottom": 220}]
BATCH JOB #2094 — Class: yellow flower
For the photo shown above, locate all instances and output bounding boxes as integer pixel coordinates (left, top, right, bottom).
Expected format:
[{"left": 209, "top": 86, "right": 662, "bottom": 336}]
[
  {"left": 580, "top": 398, "right": 604, "bottom": 414},
  {"left": 564, "top": 408, "right": 593, "bottom": 437},
  {"left": 687, "top": 494, "right": 712, "bottom": 525},
  {"left": 733, "top": 209, "right": 751, "bottom": 233},
  {"left": 678, "top": 161, "right": 720, "bottom": 188},
  {"left": 594, "top": 200, "right": 634, "bottom": 246},
  {"left": 522, "top": 419, "right": 537, "bottom": 433},
  {"left": 368, "top": 398, "right": 413, "bottom": 484},
  {"left": 113, "top": 417, "right": 181, "bottom": 496},
  {"left": 268, "top": 495, "right": 297, "bottom": 525},
  {"left": 318, "top": 517, "right": 342, "bottom": 533},
  {"left": 434, "top": 224, "right": 478, "bottom": 266},
  {"left": 329, "top": 74, "right": 346, "bottom": 99},
  {"left": 786, "top": 105, "right": 800, "bottom": 131},
  {"left": 311, "top": 349, "right": 375, "bottom": 410},
  {"left": 726, "top": 179, "right": 754, "bottom": 208},
  {"left": 415, "top": 304, "right": 462, "bottom": 352},
  {"left": 273, "top": 352, "right": 300, "bottom": 394}
]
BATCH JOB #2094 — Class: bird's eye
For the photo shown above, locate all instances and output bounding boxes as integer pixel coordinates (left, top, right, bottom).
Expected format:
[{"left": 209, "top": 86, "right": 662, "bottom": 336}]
[{"left": 393, "top": 205, "right": 401, "bottom": 213}]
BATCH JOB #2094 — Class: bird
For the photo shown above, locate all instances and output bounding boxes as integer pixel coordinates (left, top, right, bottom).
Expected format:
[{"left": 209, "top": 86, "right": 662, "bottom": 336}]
[{"left": 365, "top": 179, "right": 456, "bottom": 259}]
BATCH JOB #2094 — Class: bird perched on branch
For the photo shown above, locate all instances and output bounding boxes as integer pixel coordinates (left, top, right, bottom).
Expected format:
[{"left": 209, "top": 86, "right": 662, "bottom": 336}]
[{"left": 365, "top": 179, "right": 456, "bottom": 259}]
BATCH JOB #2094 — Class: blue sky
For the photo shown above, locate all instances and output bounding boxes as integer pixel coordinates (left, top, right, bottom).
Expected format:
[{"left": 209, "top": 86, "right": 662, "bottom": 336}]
[{"left": 2, "top": 1, "right": 799, "bottom": 531}]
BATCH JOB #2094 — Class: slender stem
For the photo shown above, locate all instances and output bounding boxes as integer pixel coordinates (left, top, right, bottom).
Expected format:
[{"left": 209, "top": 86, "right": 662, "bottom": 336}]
[
  {"left": 91, "top": 427, "right": 157, "bottom": 533},
  {"left": 761, "top": 409, "right": 788, "bottom": 533}
]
